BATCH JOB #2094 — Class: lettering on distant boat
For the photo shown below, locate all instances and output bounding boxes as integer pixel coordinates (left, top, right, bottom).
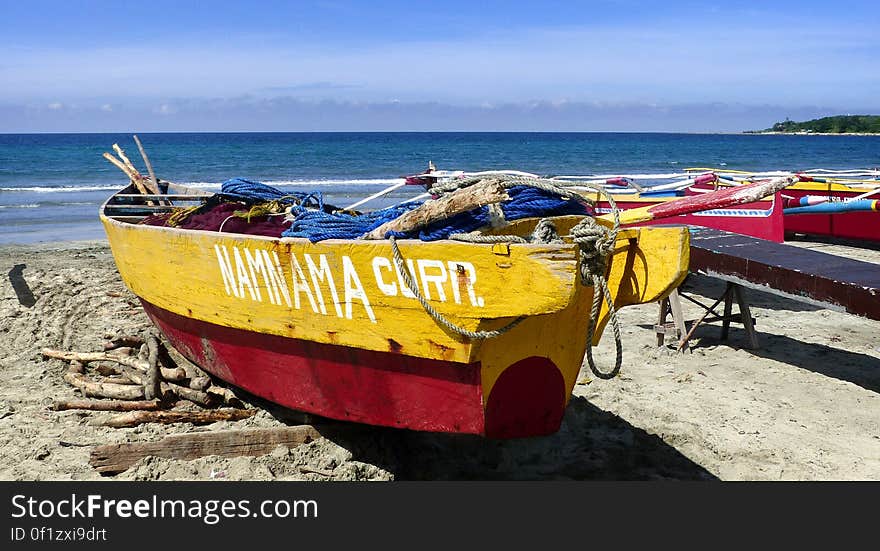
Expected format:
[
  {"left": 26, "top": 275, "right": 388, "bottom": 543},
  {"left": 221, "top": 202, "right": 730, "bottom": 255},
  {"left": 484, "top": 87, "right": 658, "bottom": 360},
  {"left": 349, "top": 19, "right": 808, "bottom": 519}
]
[{"left": 213, "top": 245, "right": 483, "bottom": 324}]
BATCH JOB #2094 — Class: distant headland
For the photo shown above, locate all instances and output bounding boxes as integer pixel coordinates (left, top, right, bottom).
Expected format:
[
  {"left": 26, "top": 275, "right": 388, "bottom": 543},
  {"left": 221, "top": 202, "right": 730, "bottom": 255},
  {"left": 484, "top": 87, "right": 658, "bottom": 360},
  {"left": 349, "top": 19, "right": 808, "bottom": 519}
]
[{"left": 746, "top": 115, "right": 880, "bottom": 135}]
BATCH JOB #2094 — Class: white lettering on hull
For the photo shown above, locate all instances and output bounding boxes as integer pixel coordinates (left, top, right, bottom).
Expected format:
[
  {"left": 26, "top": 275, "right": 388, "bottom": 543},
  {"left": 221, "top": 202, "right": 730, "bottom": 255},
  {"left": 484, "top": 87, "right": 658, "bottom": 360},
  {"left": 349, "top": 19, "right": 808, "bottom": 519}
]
[{"left": 214, "top": 245, "right": 485, "bottom": 324}]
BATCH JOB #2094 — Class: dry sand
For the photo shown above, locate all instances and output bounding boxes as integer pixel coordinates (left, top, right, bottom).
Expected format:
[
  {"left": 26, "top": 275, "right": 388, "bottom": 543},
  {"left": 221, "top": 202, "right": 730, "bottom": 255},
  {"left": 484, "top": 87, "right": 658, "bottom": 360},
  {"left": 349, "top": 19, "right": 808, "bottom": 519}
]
[{"left": 1, "top": 239, "right": 878, "bottom": 481}]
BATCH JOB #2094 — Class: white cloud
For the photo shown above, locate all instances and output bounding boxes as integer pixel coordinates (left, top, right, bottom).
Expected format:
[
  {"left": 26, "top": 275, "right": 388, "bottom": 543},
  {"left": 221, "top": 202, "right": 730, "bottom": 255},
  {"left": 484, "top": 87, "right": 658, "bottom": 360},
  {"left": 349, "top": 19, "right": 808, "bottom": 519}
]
[{"left": 47, "top": 102, "right": 63, "bottom": 110}]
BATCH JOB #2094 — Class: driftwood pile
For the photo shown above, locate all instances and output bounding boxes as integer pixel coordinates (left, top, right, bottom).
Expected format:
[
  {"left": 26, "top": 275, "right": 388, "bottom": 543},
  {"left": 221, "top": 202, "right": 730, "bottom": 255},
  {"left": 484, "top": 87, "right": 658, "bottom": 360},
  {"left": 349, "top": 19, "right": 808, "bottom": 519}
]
[
  {"left": 44, "top": 334, "right": 335, "bottom": 477},
  {"left": 42, "top": 333, "right": 254, "bottom": 428}
]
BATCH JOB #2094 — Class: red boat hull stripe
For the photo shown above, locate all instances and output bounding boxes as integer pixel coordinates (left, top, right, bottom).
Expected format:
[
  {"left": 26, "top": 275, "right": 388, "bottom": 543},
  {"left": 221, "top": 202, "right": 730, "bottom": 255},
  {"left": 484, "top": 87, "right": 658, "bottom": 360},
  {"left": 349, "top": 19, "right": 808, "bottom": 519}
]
[{"left": 140, "top": 300, "right": 487, "bottom": 435}]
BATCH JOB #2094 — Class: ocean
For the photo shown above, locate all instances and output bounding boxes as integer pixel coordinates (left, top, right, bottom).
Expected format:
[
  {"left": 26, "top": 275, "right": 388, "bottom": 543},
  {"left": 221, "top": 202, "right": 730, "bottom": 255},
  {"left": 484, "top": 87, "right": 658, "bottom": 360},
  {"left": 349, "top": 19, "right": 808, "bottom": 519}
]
[{"left": 1, "top": 132, "right": 878, "bottom": 244}]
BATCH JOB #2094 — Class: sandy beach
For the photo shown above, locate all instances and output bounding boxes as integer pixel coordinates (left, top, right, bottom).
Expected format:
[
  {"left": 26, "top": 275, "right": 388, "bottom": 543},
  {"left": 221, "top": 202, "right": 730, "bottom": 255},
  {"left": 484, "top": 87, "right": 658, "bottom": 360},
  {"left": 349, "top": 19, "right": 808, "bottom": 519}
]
[{"left": 1, "top": 238, "right": 878, "bottom": 481}]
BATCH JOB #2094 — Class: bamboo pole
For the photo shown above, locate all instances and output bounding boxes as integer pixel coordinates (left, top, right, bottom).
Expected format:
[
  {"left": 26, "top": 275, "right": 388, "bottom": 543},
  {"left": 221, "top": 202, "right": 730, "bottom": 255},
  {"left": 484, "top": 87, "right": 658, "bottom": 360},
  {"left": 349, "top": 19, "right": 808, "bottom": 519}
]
[
  {"left": 112, "top": 144, "right": 140, "bottom": 178},
  {"left": 599, "top": 175, "right": 798, "bottom": 227},
  {"left": 132, "top": 135, "right": 160, "bottom": 195}
]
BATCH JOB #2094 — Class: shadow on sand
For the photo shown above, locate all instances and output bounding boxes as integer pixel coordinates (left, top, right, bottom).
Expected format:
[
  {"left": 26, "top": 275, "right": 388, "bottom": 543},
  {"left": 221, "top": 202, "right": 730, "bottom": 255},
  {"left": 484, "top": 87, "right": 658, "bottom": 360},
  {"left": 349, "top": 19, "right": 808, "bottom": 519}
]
[
  {"left": 265, "top": 396, "right": 717, "bottom": 481},
  {"left": 8, "top": 264, "right": 36, "bottom": 307},
  {"left": 731, "top": 332, "right": 879, "bottom": 394},
  {"left": 644, "top": 311, "right": 880, "bottom": 394}
]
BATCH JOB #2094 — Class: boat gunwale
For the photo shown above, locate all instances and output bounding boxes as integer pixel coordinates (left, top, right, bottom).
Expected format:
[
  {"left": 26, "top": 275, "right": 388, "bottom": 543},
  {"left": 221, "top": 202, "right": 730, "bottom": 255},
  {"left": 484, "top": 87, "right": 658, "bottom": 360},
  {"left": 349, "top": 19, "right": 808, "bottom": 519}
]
[{"left": 99, "top": 183, "right": 585, "bottom": 252}]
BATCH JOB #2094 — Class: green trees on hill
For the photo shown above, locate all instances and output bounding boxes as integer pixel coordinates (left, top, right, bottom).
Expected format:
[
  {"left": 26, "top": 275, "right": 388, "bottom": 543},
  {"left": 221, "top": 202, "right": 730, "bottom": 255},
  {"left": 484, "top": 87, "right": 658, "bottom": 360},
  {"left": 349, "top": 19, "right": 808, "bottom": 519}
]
[{"left": 764, "top": 115, "right": 880, "bottom": 133}]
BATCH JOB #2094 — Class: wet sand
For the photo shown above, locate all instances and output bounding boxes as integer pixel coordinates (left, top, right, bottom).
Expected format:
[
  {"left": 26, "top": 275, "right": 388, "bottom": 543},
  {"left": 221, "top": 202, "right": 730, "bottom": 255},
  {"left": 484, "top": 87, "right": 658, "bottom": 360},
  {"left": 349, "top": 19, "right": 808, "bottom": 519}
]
[{"left": 1, "top": 239, "right": 878, "bottom": 480}]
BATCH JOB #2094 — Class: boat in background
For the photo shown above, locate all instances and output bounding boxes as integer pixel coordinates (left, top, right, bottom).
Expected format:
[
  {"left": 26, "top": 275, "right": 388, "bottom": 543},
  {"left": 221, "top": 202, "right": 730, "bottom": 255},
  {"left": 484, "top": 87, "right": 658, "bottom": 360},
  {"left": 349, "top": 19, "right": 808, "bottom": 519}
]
[
  {"left": 403, "top": 165, "right": 879, "bottom": 243},
  {"left": 404, "top": 166, "right": 786, "bottom": 242},
  {"left": 684, "top": 168, "right": 880, "bottom": 243},
  {"left": 578, "top": 186, "right": 784, "bottom": 242}
]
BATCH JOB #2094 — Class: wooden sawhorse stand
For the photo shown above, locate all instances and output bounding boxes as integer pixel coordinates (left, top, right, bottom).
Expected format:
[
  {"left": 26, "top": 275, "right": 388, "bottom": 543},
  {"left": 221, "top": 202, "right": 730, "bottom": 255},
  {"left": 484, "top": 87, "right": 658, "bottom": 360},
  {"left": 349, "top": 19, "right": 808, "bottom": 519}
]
[{"left": 655, "top": 281, "right": 759, "bottom": 352}]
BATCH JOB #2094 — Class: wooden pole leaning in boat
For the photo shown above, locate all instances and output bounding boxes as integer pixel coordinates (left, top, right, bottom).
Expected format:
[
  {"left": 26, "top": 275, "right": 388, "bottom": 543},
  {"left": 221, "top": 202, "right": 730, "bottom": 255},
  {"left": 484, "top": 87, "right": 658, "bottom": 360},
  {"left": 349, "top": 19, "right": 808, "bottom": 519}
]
[
  {"left": 102, "top": 152, "right": 143, "bottom": 188},
  {"left": 598, "top": 175, "right": 799, "bottom": 227},
  {"left": 112, "top": 143, "right": 140, "bottom": 181},
  {"left": 361, "top": 178, "right": 510, "bottom": 239},
  {"left": 132, "top": 135, "right": 160, "bottom": 195},
  {"left": 102, "top": 144, "right": 156, "bottom": 206}
]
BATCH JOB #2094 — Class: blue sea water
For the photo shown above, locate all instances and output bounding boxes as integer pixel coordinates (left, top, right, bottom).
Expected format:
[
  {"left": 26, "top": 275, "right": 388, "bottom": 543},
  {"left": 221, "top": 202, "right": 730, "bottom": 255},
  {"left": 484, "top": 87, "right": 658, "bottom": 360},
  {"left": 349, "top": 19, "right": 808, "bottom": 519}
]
[{"left": 1, "top": 132, "right": 878, "bottom": 244}]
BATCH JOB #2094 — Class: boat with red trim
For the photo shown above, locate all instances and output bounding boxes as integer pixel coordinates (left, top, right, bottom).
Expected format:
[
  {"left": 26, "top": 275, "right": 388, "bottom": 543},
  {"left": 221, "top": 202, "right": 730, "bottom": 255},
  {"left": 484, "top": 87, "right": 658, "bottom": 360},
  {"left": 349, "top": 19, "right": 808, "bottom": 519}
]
[{"left": 100, "top": 163, "right": 695, "bottom": 438}]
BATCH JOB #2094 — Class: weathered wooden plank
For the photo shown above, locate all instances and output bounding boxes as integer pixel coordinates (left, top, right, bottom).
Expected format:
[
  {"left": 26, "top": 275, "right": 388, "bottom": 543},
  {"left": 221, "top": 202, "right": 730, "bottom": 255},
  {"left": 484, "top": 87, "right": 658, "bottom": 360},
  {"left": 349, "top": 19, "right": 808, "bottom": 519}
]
[
  {"left": 89, "top": 425, "right": 324, "bottom": 474},
  {"left": 689, "top": 228, "right": 880, "bottom": 321}
]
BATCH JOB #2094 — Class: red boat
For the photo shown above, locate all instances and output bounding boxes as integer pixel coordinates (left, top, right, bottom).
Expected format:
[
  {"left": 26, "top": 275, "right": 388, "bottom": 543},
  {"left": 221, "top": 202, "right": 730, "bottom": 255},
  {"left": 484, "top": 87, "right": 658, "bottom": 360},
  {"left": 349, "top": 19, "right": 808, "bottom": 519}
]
[{"left": 687, "top": 169, "right": 880, "bottom": 243}]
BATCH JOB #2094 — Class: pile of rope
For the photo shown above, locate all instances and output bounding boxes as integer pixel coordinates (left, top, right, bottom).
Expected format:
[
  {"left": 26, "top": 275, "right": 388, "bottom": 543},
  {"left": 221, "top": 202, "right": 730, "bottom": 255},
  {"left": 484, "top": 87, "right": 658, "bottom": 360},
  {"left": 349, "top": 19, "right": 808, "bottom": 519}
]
[
  {"left": 283, "top": 203, "right": 421, "bottom": 241},
  {"left": 281, "top": 179, "right": 588, "bottom": 242},
  {"left": 219, "top": 178, "right": 326, "bottom": 215}
]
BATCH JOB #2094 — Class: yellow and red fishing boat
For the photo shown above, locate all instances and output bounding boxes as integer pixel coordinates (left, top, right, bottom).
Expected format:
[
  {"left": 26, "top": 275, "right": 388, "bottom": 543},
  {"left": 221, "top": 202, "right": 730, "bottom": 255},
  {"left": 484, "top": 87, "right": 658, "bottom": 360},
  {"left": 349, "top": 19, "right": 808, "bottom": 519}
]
[{"left": 99, "top": 149, "right": 796, "bottom": 438}]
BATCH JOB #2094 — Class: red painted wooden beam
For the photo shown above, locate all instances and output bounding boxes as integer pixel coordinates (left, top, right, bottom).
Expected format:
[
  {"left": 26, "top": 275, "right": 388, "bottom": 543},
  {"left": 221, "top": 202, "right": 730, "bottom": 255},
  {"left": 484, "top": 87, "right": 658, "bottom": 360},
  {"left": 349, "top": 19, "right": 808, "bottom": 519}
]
[{"left": 688, "top": 228, "right": 880, "bottom": 321}]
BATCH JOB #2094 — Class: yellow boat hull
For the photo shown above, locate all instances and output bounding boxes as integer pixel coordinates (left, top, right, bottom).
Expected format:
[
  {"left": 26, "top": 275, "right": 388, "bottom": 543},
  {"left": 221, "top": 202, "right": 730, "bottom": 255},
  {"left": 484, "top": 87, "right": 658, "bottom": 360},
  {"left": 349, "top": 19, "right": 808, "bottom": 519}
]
[{"left": 101, "top": 201, "right": 689, "bottom": 437}]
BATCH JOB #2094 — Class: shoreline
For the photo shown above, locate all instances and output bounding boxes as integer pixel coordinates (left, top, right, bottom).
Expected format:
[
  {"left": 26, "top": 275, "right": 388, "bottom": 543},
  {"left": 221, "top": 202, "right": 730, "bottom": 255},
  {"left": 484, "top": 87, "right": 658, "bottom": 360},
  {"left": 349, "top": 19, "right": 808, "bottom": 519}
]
[
  {"left": 744, "top": 131, "right": 880, "bottom": 136},
  {"left": 1, "top": 239, "right": 878, "bottom": 480},
  {"left": 4, "top": 130, "right": 880, "bottom": 136}
]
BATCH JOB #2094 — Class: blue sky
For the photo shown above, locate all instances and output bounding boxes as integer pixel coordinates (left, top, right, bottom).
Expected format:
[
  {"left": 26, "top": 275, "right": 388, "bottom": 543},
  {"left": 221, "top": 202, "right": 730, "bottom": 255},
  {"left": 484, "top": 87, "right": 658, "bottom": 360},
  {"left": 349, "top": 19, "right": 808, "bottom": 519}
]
[{"left": 1, "top": 0, "right": 878, "bottom": 132}]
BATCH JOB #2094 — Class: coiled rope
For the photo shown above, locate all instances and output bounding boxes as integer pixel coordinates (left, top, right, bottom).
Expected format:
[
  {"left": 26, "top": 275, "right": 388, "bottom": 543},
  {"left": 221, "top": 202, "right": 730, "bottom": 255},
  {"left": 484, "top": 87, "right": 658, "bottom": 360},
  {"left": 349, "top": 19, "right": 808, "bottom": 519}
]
[
  {"left": 392, "top": 174, "right": 625, "bottom": 379},
  {"left": 570, "top": 194, "right": 622, "bottom": 380}
]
